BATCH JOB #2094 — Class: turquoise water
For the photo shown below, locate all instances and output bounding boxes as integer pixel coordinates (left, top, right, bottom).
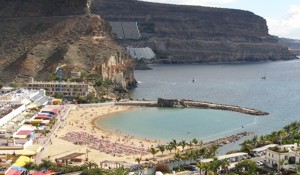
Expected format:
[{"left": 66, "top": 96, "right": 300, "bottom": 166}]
[
  {"left": 96, "top": 60, "right": 300, "bottom": 151},
  {"left": 97, "top": 108, "right": 255, "bottom": 142}
]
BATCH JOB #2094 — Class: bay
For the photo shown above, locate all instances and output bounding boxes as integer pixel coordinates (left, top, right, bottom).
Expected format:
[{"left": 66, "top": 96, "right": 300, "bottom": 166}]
[{"left": 97, "top": 60, "right": 300, "bottom": 152}]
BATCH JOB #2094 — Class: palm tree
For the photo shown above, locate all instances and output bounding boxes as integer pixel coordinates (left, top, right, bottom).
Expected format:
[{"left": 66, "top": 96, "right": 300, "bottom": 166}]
[
  {"left": 209, "top": 157, "right": 222, "bottom": 175},
  {"left": 251, "top": 135, "right": 258, "bottom": 147},
  {"left": 187, "top": 141, "right": 193, "bottom": 150},
  {"left": 149, "top": 147, "right": 159, "bottom": 159},
  {"left": 196, "top": 162, "right": 203, "bottom": 175},
  {"left": 279, "top": 158, "right": 285, "bottom": 173},
  {"left": 165, "top": 145, "right": 172, "bottom": 153},
  {"left": 183, "top": 150, "right": 197, "bottom": 165},
  {"left": 83, "top": 160, "right": 98, "bottom": 170},
  {"left": 108, "top": 166, "right": 128, "bottom": 175},
  {"left": 174, "top": 151, "right": 183, "bottom": 167},
  {"left": 206, "top": 145, "right": 219, "bottom": 158},
  {"left": 220, "top": 158, "right": 230, "bottom": 174},
  {"left": 240, "top": 140, "right": 254, "bottom": 154},
  {"left": 278, "top": 129, "right": 287, "bottom": 145},
  {"left": 170, "top": 139, "right": 178, "bottom": 152},
  {"left": 198, "top": 162, "right": 210, "bottom": 175},
  {"left": 135, "top": 157, "right": 142, "bottom": 174},
  {"left": 80, "top": 168, "right": 106, "bottom": 175},
  {"left": 258, "top": 135, "right": 271, "bottom": 146},
  {"left": 192, "top": 138, "right": 198, "bottom": 146},
  {"left": 179, "top": 140, "right": 187, "bottom": 151},
  {"left": 157, "top": 145, "right": 165, "bottom": 156}
]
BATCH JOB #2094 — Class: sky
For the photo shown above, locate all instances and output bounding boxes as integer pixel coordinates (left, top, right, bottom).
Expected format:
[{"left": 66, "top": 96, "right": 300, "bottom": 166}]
[{"left": 140, "top": 0, "right": 300, "bottom": 39}]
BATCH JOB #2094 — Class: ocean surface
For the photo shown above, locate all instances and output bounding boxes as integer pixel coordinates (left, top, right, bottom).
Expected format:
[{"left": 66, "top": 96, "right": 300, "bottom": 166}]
[{"left": 96, "top": 60, "right": 300, "bottom": 152}]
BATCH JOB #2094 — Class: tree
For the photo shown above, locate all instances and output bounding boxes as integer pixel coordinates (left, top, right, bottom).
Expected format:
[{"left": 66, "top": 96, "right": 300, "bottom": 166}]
[
  {"left": 279, "top": 158, "right": 286, "bottom": 173},
  {"left": 209, "top": 157, "right": 222, "bottom": 175},
  {"left": 240, "top": 140, "right": 254, "bottom": 154},
  {"left": 205, "top": 145, "right": 219, "bottom": 158},
  {"left": 197, "top": 162, "right": 210, "bottom": 175},
  {"left": 38, "top": 159, "right": 53, "bottom": 170},
  {"left": 251, "top": 135, "right": 258, "bottom": 147},
  {"left": 174, "top": 151, "right": 183, "bottom": 167},
  {"left": 220, "top": 158, "right": 230, "bottom": 174},
  {"left": 149, "top": 147, "right": 159, "bottom": 159},
  {"left": 179, "top": 140, "right": 187, "bottom": 151},
  {"left": 187, "top": 141, "right": 193, "bottom": 150},
  {"left": 135, "top": 157, "right": 142, "bottom": 174},
  {"left": 169, "top": 139, "right": 178, "bottom": 152},
  {"left": 80, "top": 168, "right": 106, "bottom": 175},
  {"left": 107, "top": 166, "right": 128, "bottom": 175},
  {"left": 165, "top": 145, "right": 172, "bottom": 153},
  {"left": 23, "top": 161, "right": 37, "bottom": 174},
  {"left": 192, "top": 138, "right": 199, "bottom": 146},
  {"left": 234, "top": 160, "right": 257, "bottom": 175},
  {"left": 83, "top": 161, "right": 98, "bottom": 170},
  {"left": 157, "top": 145, "right": 165, "bottom": 156}
]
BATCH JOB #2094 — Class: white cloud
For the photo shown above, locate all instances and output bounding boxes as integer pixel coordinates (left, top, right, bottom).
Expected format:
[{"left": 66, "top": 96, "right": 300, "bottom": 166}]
[
  {"left": 139, "top": 0, "right": 236, "bottom": 6},
  {"left": 267, "top": 5, "right": 300, "bottom": 39}
]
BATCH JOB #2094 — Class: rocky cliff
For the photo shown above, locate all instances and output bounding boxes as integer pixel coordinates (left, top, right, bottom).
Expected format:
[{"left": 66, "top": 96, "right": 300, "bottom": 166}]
[
  {"left": 92, "top": 0, "right": 296, "bottom": 63},
  {"left": 0, "top": 0, "right": 136, "bottom": 90}
]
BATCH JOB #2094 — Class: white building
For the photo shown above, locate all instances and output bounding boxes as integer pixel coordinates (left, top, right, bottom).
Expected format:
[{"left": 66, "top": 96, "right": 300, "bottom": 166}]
[
  {"left": 266, "top": 144, "right": 300, "bottom": 171},
  {"left": 0, "top": 87, "right": 14, "bottom": 95},
  {"left": 27, "top": 80, "right": 90, "bottom": 97}
]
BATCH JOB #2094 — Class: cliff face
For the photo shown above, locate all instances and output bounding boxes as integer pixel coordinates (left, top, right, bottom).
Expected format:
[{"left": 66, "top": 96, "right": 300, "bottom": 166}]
[
  {"left": 0, "top": 0, "right": 136, "bottom": 90},
  {"left": 92, "top": 0, "right": 296, "bottom": 63}
]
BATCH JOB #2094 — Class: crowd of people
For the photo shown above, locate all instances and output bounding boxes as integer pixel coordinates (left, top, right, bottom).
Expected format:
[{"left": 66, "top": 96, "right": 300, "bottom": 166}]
[{"left": 61, "top": 131, "right": 148, "bottom": 156}]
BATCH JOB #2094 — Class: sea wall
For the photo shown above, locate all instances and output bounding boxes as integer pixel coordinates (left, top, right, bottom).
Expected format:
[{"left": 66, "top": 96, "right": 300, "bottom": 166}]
[{"left": 157, "top": 98, "right": 269, "bottom": 116}]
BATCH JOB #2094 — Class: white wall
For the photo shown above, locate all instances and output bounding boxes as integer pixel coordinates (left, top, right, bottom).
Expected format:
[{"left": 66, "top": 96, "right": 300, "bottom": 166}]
[{"left": 0, "top": 104, "right": 25, "bottom": 126}]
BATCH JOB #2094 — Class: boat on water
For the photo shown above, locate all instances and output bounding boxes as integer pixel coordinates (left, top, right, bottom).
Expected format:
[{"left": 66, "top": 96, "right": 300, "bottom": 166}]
[
  {"left": 261, "top": 76, "right": 266, "bottom": 80},
  {"left": 192, "top": 78, "right": 196, "bottom": 83}
]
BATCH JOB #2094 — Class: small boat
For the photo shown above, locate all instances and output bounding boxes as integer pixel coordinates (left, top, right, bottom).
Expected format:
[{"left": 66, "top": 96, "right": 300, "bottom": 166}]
[
  {"left": 192, "top": 78, "right": 196, "bottom": 83},
  {"left": 261, "top": 76, "right": 266, "bottom": 80}
]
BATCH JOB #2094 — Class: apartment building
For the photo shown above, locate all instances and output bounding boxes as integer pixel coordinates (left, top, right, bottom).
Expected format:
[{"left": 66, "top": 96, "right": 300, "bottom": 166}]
[
  {"left": 27, "top": 80, "right": 90, "bottom": 97},
  {"left": 266, "top": 144, "right": 300, "bottom": 171}
]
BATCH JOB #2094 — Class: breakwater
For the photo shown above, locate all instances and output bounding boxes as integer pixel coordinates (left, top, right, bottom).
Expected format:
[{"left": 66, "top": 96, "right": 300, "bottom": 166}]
[
  {"left": 157, "top": 98, "right": 269, "bottom": 116},
  {"left": 115, "top": 98, "right": 269, "bottom": 116}
]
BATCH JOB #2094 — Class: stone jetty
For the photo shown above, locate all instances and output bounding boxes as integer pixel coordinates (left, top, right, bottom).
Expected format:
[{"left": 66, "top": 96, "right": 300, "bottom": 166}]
[{"left": 157, "top": 98, "right": 269, "bottom": 116}]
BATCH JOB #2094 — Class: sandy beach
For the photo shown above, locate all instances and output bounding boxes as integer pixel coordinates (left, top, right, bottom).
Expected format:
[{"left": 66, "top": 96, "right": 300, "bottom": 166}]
[
  {"left": 41, "top": 104, "right": 159, "bottom": 168},
  {"left": 40, "top": 103, "right": 252, "bottom": 170}
]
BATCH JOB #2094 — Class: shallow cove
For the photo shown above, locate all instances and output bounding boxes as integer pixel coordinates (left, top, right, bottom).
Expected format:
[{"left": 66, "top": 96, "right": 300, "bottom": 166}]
[{"left": 96, "top": 107, "right": 255, "bottom": 143}]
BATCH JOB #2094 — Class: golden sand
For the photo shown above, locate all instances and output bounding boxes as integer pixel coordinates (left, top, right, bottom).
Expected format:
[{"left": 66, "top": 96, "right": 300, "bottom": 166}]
[{"left": 41, "top": 105, "right": 160, "bottom": 167}]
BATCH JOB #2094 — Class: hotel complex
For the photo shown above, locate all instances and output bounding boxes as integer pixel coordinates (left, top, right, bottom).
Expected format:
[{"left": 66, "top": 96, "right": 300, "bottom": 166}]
[{"left": 27, "top": 80, "right": 90, "bottom": 97}]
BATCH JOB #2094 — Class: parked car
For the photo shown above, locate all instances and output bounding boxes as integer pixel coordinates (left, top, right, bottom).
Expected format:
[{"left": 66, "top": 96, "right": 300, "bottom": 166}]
[{"left": 256, "top": 161, "right": 264, "bottom": 166}]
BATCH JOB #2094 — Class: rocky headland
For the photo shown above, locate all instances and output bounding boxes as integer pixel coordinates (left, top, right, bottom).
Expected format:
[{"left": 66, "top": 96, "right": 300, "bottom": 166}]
[
  {"left": 0, "top": 0, "right": 136, "bottom": 91},
  {"left": 92, "top": 0, "right": 297, "bottom": 63}
]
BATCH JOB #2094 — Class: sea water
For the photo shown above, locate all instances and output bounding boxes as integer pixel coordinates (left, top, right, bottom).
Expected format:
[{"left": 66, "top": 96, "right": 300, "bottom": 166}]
[
  {"left": 97, "top": 107, "right": 255, "bottom": 142},
  {"left": 96, "top": 60, "right": 300, "bottom": 151}
]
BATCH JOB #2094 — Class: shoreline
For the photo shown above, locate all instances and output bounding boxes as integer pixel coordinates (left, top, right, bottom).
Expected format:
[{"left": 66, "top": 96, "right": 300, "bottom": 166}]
[
  {"left": 41, "top": 103, "right": 253, "bottom": 167},
  {"left": 41, "top": 105, "right": 160, "bottom": 165}
]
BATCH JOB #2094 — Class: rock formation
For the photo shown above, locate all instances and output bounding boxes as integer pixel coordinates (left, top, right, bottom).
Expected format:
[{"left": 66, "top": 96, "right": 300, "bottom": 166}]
[
  {"left": 92, "top": 0, "right": 297, "bottom": 63},
  {"left": 0, "top": 0, "right": 137, "bottom": 90}
]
